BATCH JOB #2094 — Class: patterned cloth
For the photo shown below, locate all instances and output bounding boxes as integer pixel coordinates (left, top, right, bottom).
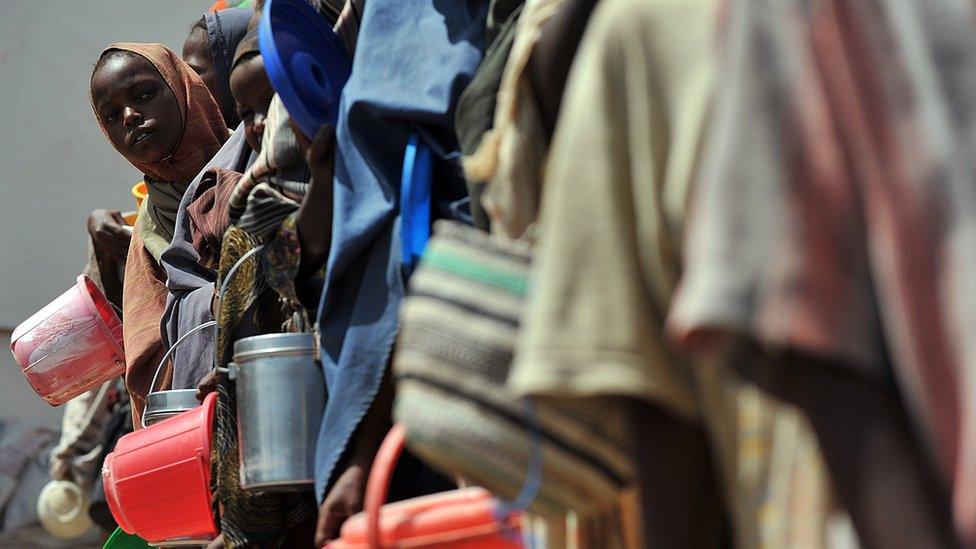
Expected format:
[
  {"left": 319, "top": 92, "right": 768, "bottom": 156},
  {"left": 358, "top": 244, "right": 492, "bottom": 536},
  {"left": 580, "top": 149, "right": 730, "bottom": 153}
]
[
  {"left": 228, "top": 96, "right": 308, "bottom": 243},
  {"left": 211, "top": 227, "right": 317, "bottom": 549},
  {"left": 210, "top": 98, "right": 319, "bottom": 547},
  {"left": 394, "top": 222, "right": 632, "bottom": 535},
  {"left": 668, "top": 1, "right": 976, "bottom": 545}
]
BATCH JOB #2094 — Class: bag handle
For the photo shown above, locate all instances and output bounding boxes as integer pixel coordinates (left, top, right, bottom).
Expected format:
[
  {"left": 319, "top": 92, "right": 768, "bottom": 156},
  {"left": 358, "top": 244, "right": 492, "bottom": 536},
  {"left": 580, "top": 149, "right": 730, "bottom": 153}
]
[{"left": 364, "top": 423, "right": 407, "bottom": 548}]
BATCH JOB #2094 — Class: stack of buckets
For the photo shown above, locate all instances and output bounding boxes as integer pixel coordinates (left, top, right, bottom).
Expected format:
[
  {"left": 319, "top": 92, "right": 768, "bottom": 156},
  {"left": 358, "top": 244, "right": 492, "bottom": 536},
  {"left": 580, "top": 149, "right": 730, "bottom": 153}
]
[{"left": 102, "top": 393, "right": 219, "bottom": 545}]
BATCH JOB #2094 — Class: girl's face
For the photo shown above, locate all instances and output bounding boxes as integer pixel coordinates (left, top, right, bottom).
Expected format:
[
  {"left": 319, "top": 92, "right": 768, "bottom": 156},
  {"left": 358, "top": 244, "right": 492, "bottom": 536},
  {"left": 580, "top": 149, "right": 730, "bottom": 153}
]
[
  {"left": 91, "top": 54, "right": 182, "bottom": 163},
  {"left": 229, "top": 54, "right": 275, "bottom": 153},
  {"left": 183, "top": 29, "right": 228, "bottom": 121}
]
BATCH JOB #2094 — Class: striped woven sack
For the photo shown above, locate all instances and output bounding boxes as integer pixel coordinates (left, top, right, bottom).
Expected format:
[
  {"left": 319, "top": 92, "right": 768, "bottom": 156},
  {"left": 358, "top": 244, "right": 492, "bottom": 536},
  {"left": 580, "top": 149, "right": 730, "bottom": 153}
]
[{"left": 393, "top": 221, "right": 634, "bottom": 518}]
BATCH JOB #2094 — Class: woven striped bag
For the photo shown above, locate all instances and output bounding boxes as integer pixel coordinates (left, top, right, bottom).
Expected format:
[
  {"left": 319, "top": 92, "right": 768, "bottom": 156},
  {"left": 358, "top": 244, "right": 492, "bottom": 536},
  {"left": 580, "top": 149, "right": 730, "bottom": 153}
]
[{"left": 393, "top": 221, "right": 634, "bottom": 519}]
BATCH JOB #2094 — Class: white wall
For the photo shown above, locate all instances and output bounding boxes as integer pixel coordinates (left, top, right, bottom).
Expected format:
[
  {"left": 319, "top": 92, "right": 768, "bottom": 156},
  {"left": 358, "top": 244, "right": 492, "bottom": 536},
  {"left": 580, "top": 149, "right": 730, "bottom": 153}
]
[{"left": 0, "top": 0, "right": 213, "bottom": 329}]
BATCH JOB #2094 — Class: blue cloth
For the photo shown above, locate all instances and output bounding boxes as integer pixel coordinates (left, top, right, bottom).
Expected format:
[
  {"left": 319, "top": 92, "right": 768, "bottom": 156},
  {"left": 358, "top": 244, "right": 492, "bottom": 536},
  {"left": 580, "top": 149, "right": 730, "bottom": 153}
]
[{"left": 314, "top": 0, "right": 487, "bottom": 501}]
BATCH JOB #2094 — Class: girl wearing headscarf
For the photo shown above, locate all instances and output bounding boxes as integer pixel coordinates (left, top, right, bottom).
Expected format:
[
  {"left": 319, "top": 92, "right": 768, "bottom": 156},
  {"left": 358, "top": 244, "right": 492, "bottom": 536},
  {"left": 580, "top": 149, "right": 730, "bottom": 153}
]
[
  {"left": 83, "top": 10, "right": 250, "bottom": 314},
  {"left": 183, "top": 8, "right": 253, "bottom": 128},
  {"left": 90, "top": 43, "right": 229, "bottom": 425}
]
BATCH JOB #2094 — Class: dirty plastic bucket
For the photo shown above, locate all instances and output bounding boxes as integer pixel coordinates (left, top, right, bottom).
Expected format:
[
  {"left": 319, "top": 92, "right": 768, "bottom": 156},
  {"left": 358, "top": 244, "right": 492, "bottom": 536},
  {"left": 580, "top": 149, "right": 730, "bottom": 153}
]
[
  {"left": 102, "top": 392, "right": 218, "bottom": 546},
  {"left": 230, "top": 332, "right": 324, "bottom": 490},
  {"left": 10, "top": 275, "right": 125, "bottom": 406}
]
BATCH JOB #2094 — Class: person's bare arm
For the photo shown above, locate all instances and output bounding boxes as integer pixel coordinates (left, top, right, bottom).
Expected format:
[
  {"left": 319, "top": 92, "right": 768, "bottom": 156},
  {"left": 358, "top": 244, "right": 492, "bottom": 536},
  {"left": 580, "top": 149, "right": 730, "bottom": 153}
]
[
  {"left": 296, "top": 124, "right": 337, "bottom": 280},
  {"left": 314, "top": 366, "right": 394, "bottom": 547}
]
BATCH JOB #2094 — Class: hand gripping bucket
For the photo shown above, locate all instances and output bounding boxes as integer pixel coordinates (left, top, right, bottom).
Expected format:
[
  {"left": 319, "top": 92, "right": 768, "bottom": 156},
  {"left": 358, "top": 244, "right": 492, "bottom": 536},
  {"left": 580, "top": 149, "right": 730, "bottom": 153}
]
[
  {"left": 102, "top": 392, "right": 218, "bottom": 546},
  {"left": 10, "top": 275, "right": 124, "bottom": 406},
  {"left": 140, "top": 245, "right": 260, "bottom": 428},
  {"left": 329, "top": 424, "right": 524, "bottom": 549}
]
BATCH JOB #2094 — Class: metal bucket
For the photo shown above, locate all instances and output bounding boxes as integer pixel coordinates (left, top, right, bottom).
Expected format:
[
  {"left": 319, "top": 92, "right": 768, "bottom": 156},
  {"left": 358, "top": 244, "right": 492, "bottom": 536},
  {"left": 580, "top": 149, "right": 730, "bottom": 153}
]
[
  {"left": 229, "top": 333, "right": 325, "bottom": 491},
  {"left": 143, "top": 389, "right": 199, "bottom": 427}
]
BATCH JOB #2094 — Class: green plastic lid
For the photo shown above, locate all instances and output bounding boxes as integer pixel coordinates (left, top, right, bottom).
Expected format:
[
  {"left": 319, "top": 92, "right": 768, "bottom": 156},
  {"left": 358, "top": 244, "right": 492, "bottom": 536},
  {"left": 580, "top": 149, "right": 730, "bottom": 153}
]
[{"left": 103, "top": 527, "right": 150, "bottom": 549}]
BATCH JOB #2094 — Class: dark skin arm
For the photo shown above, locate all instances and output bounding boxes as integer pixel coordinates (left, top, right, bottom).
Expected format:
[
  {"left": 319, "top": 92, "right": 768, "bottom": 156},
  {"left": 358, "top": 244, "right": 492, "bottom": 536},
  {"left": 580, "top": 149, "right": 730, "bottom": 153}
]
[
  {"left": 88, "top": 208, "right": 131, "bottom": 308},
  {"left": 627, "top": 398, "right": 729, "bottom": 549},
  {"left": 294, "top": 124, "right": 337, "bottom": 280},
  {"left": 755, "top": 348, "right": 961, "bottom": 549},
  {"left": 314, "top": 366, "right": 394, "bottom": 547},
  {"left": 526, "top": 0, "right": 601, "bottom": 139}
]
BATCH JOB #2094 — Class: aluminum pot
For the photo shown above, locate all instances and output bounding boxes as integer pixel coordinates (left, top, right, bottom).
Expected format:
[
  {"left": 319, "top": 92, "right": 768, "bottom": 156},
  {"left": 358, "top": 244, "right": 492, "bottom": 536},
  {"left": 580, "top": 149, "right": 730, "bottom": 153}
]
[
  {"left": 143, "top": 389, "right": 199, "bottom": 427},
  {"left": 229, "top": 332, "right": 325, "bottom": 491}
]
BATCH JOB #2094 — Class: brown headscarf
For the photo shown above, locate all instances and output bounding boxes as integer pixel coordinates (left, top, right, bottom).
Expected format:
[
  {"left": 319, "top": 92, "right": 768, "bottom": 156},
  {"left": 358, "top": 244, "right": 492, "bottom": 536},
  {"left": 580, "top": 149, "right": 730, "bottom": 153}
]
[{"left": 91, "top": 43, "right": 228, "bottom": 425}]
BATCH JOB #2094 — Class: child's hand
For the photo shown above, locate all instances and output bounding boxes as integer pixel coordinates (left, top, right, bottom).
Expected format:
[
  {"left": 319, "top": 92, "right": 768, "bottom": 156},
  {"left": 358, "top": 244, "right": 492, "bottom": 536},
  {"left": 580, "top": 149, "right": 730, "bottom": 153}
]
[
  {"left": 88, "top": 209, "right": 131, "bottom": 264},
  {"left": 195, "top": 368, "right": 221, "bottom": 402},
  {"left": 306, "top": 124, "right": 336, "bottom": 189},
  {"left": 314, "top": 463, "right": 366, "bottom": 547}
]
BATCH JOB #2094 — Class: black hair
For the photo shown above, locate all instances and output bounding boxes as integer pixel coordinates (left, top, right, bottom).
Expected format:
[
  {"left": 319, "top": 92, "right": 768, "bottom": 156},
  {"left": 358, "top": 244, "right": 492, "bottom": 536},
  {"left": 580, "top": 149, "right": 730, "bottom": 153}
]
[{"left": 189, "top": 15, "right": 208, "bottom": 36}]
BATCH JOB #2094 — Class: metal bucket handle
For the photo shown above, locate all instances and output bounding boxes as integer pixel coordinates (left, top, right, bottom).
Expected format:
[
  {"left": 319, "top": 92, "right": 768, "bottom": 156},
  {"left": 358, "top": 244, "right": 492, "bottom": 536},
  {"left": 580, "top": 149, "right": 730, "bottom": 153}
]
[{"left": 145, "top": 245, "right": 266, "bottom": 411}]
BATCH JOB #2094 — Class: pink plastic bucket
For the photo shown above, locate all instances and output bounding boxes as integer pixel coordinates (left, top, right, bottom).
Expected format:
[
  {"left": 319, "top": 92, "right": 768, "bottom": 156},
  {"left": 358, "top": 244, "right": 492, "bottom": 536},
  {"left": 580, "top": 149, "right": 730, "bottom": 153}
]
[
  {"left": 103, "top": 392, "right": 218, "bottom": 545},
  {"left": 10, "top": 275, "right": 125, "bottom": 406}
]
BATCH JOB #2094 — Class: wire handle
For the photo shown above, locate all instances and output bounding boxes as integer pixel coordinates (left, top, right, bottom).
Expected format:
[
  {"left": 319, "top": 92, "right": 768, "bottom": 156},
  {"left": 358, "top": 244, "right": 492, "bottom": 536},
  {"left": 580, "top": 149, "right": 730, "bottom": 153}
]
[
  {"left": 147, "top": 244, "right": 267, "bottom": 409},
  {"left": 147, "top": 320, "right": 218, "bottom": 398}
]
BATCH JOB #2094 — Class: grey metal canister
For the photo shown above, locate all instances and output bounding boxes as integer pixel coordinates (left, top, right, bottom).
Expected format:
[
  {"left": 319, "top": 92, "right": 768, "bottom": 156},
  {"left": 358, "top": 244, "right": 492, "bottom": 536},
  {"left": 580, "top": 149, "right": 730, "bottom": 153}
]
[{"left": 229, "top": 332, "right": 325, "bottom": 491}]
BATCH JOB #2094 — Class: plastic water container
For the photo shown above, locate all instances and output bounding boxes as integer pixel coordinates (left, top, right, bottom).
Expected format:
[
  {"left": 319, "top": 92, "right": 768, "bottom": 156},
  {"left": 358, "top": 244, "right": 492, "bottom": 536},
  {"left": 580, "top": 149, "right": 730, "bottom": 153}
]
[
  {"left": 102, "top": 392, "right": 218, "bottom": 546},
  {"left": 10, "top": 275, "right": 125, "bottom": 406}
]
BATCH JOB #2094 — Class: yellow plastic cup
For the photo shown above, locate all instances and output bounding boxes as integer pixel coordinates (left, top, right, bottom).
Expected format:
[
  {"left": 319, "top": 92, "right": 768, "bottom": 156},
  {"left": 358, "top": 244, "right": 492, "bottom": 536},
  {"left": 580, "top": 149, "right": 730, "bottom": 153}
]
[{"left": 131, "top": 182, "right": 148, "bottom": 209}]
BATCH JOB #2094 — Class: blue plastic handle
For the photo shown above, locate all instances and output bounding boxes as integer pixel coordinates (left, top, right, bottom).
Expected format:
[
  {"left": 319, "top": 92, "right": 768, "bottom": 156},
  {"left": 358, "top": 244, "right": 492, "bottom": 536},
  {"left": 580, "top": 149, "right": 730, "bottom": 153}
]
[{"left": 400, "top": 133, "right": 432, "bottom": 274}]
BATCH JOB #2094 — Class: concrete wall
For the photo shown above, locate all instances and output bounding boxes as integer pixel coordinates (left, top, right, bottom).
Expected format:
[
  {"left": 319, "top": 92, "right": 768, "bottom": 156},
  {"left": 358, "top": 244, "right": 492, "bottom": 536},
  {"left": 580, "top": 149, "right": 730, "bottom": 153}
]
[{"left": 0, "top": 1, "right": 213, "bottom": 330}]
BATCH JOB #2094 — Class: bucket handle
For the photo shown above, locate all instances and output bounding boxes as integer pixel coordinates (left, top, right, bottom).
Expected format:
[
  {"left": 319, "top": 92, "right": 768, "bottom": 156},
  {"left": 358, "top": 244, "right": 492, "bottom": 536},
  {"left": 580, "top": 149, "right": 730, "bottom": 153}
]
[
  {"left": 146, "top": 245, "right": 266, "bottom": 409},
  {"left": 364, "top": 423, "right": 407, "bottom": 548},
  {"left": 363, "top": 410, "right": 541, "bottom": 547},
  {"left": 146, "top": 321, "right": 217, "bottom": 397}
]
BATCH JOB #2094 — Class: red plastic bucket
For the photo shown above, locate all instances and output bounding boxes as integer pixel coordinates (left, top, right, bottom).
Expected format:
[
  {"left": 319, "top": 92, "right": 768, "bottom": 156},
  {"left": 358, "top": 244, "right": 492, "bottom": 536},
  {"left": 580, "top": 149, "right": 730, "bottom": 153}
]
[
  {"left": 330, "top": 424, "right": 523, "bottom": 549},
  {"left": 102, "top": 392, "right": 218, "bottom": 545},
  {"left": 10, "top": 275, "right": 124, "bottom": 406}
]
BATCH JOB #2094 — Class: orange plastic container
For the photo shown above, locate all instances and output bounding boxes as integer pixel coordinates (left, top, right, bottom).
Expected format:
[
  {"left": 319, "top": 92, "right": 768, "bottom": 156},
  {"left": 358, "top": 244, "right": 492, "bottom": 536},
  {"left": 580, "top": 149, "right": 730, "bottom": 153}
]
[
  {"left": 9, "top": 275, "right": 124, "bottom": 406},
  {"left": 102, "top": 392, "right": 218, "bottom": 545},
  {"left": 330, "top": 424, "right": 523, "bottom": 549},
  {"left": 131, "top": 181, "right": 148, "bottom": 209}
]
